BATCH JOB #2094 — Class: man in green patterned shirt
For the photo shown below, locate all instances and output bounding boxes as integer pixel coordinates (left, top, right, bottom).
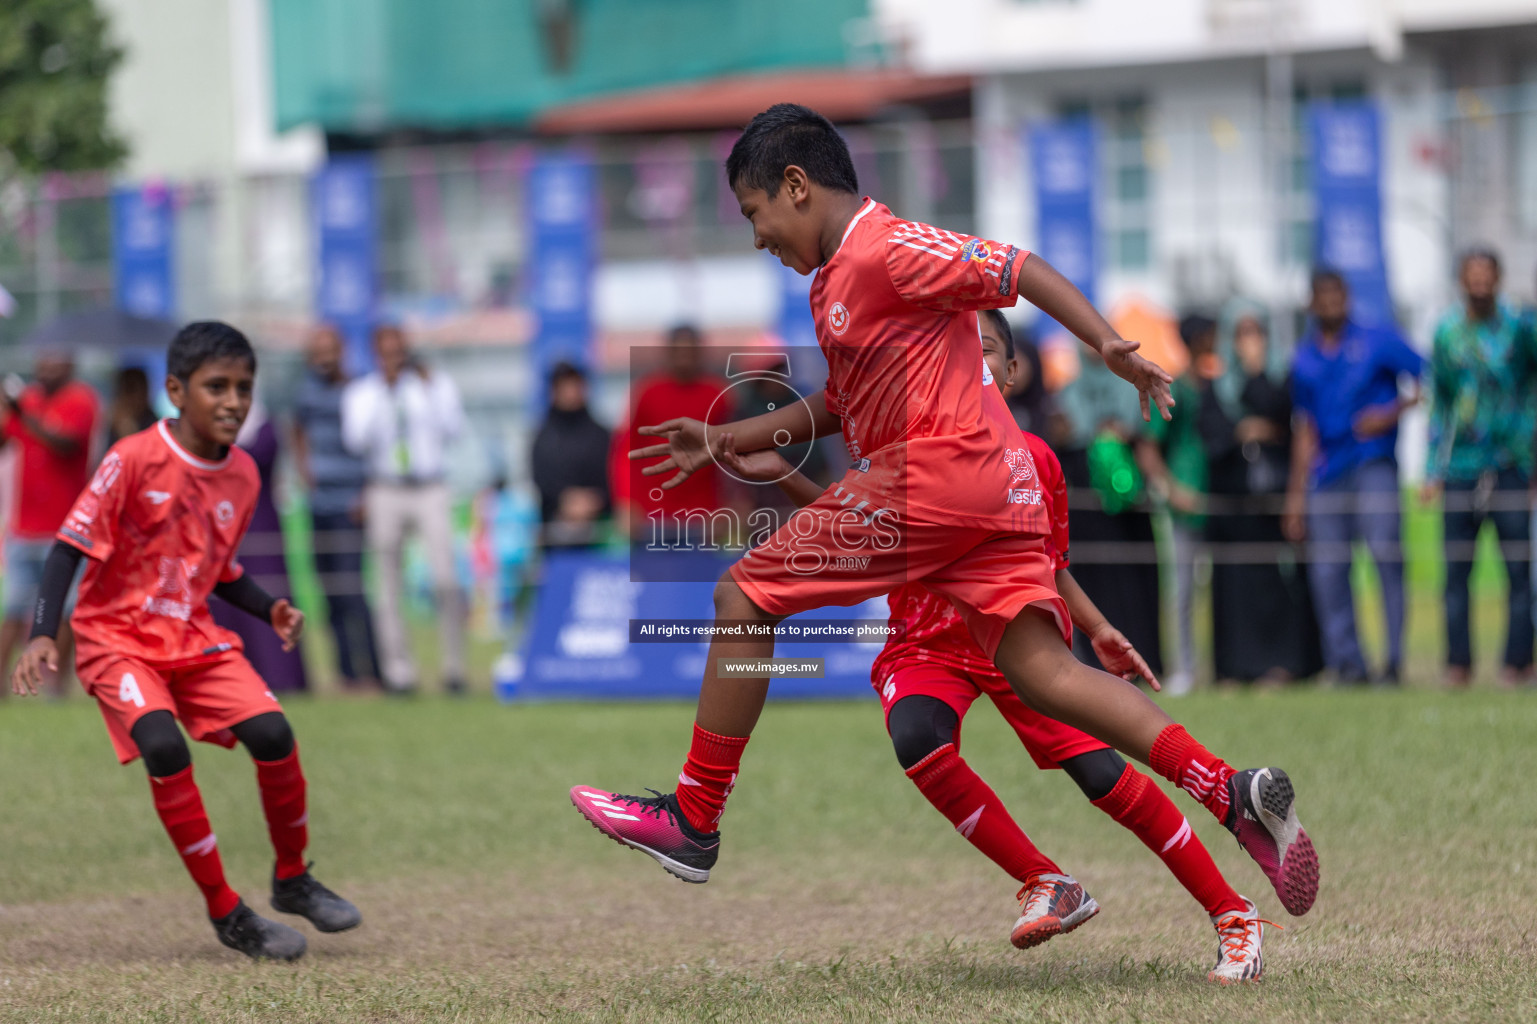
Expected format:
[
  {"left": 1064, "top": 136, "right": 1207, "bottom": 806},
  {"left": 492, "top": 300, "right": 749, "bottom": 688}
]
[{"left": 1421, "top": 249, "right": 1536, "bottom": 687}]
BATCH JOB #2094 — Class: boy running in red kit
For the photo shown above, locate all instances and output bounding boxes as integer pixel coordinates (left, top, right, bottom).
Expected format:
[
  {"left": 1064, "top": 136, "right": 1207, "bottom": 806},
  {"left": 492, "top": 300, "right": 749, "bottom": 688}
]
[
  {"left": 12, "top": 322, "right": 361, "bottom": 961},
  {"left": 714, "top": 309, "right": 1270, "bottom": 983},
  {"left": 570, "top": 104, "right": 1317, "bottom": 926}
]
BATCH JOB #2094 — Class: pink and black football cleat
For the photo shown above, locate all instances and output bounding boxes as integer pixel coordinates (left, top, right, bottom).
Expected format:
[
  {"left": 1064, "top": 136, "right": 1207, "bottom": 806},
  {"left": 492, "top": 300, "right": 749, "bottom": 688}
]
[
  {"left": 569, "top": 786, "right": 720, "bottom": 883},
  {"left": 1225, "top": 767, "right": 1319, "bottom": 916}
]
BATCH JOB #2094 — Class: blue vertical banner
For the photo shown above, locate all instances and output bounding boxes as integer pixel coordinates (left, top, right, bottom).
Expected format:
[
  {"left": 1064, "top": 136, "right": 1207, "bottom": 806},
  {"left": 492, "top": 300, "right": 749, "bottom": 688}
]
[
  {"left": 112, "top": 186, "right": 175, "bottom": 318},
  {"left": 313, "top": 154, "right": 379, "bottom": 372},
  {"left": 1309, "top": 102, "right": 1394, "bottom": 328},
  {"left": 1029, "top": 118, "right": 1098, "bottom": 313},
  {"left": 526, "top": 152, "right": 596, "bottom": 398}
]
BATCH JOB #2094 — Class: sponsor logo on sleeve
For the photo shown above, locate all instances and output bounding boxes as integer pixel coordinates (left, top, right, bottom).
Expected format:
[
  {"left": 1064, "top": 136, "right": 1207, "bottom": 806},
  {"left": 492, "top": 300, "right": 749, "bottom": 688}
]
[{"left": 89, "top": 452, "right": 121, "bottom": 496}]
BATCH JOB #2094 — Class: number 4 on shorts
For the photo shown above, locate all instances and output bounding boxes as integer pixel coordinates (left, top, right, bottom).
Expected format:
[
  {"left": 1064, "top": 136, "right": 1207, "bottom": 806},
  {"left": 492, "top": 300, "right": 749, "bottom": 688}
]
[{"left": 119, "top": 673, "right": 145, "bottom": 708}]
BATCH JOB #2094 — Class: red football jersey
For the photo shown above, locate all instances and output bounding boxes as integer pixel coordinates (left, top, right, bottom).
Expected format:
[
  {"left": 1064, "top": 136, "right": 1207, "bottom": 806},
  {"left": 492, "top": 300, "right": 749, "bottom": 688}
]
[
  {"left": 872, "top": 430, "right": 1069, "bottom": 680},
  {"left": 4, "top": 380, "right": 99, "bottom": 539},
  {"left": 58, "top": 420, "right": 260, "bottom": 665},
  {"left": 812, "top": 199, "right": 1046, "bottom": 534}
]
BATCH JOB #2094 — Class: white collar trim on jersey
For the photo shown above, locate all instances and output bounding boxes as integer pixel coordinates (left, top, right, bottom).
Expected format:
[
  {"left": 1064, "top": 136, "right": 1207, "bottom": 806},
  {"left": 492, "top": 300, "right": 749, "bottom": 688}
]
[
  {"left": 157, "top": 419, "right": 231, "bottom": 471},
  {"left": 833, "top": 198, "right": 877, "bottom": 257}
]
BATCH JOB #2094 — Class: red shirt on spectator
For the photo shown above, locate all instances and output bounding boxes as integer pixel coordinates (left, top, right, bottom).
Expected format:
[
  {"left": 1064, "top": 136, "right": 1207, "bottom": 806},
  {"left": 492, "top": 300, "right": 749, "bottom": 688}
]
[
  {"left": 622, "top": 373, "right": 731, "bottom": 522},
  {"left": 4, "top": 380, "right": 99, "bottom": 540}
]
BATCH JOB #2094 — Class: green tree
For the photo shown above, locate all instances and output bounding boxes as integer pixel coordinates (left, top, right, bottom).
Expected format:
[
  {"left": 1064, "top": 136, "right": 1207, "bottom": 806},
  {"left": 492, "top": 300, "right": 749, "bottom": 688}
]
[{"left": 0, "top": 0, "right": 125, "bottom": 174}]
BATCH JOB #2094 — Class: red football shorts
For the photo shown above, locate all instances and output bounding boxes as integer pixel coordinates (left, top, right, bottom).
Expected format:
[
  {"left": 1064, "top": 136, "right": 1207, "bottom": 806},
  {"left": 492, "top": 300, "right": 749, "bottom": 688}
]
[
  {"left": 77, "top": 647, "right": 283, "bottom": 765},
  {"left": 874, "top": 660, "right": 1109, "bottom": 770},
  {"left": 729, "top": 483, "right": 1069, "bottom": 660}
]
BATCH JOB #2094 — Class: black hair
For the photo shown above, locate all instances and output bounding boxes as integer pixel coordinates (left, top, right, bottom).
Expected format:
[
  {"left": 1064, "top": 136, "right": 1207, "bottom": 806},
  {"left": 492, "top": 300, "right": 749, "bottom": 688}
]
[
  {"left": 1178, "top": 314, "right": 1217, "bottom": 350},
  {"left": 666, "top": 323, "right": 702, "bottom": 346},
  {"left": 1309, "top": 267, "right": 1347, "bottom": 295},
  {"left": 978, "top": 308, "right": 1015, "bottom": 359},
  {"left": 1458, "top": 246, "right": 1501, "bottom": 277},
  {"left": 726, "top": 103, "right": 859, "bottom": 199},
  {"left": 166, "top": 321, "right": 256, "bottom": 382},
  {"left": 549, "top": 359, "right": 585, "bottom": 384}
]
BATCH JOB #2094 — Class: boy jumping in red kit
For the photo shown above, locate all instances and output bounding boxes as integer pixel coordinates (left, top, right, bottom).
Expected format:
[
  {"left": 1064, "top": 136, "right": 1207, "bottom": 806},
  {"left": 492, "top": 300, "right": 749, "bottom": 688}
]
[
  {"left": 571, "top": 104, "right": 1317, "bottom": 939},
  {"left": 715, "top": 309, "right": 1271, "bottom": 983},
  {"left": 13, "top": 322, "right": 361, "bottom": 961}
]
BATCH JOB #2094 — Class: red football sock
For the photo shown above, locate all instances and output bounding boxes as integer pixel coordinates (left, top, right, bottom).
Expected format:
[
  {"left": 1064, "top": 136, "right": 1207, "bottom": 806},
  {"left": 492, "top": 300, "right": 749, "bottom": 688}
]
[
  {"left": 675, "top": 725, "right": 748, "bottom": 833},
  {"left": 1092, "top": 763, "right": 1246, "bottom": 918},
  {"left": 907, "top": 744, "right": 1060, "bottom": 884},
  {"left": 149, "top": 767, "right": 241, "bottom": 919},
  {"left": 1149, "top": 723, "right": 1236, "bottom": 824},
  {"left": 254, "top": 746, "right": 309, "bottom": 880}
]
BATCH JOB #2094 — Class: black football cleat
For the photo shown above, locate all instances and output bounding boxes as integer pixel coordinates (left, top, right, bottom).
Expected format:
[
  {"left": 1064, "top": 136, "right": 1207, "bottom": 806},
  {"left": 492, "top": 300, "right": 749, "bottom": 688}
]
[
  {"left": 1225, "top": 767, "right": 1319, "bottom": 916},
  {"left": 271, "top": 864, "right": 363, "bottom": 933},
  {"left": 213, "top": 899, "right": 307, "bottom": 961}
]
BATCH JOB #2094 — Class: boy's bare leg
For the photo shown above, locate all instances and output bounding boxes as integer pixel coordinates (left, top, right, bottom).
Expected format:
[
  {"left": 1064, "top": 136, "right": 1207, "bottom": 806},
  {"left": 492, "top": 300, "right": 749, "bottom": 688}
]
[
  {"left": 993, "top": 607, "right": 1319, "bottom": 915},
  {"left": 694, "top": 576, "right": 779, "bottom": 737},
  {"left": 993, "top": 609, "right": 1171, "bottom": 761}
]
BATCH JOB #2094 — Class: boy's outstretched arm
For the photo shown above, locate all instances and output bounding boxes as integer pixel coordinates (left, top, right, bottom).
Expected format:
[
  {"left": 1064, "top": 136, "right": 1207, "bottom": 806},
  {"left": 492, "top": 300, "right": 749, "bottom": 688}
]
[
  {"left": 631, "top": 391, "right": 840, "bottom": 491},
  {"left": 716, "top": 434, "right": 825, "bottom": 507},
  {"left": 1015, "top": 254, "right": 1174, "bottom": 422},
  {"left": 1054, "top": 567, "right": 1160, "bottom": 691}
]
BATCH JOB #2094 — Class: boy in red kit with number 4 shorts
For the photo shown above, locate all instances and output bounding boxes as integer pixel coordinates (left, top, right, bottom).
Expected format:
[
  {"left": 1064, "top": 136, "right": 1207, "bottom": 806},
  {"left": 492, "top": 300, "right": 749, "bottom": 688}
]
[
  {"left": 570, "top": 104, "right": 1317, "bottom": 934},
  {"left": 714, "top": 309, "right": 1271, "bottom": 983},
  {"left": 12, "top": 322, "right": 361, "bottom": 961}
]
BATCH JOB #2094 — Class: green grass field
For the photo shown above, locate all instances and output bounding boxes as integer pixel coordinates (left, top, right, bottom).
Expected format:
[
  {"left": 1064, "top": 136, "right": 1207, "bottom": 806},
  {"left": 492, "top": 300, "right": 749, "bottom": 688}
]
[{"left": 1, "top": 688, "right": 1534, "bottom": 1023}]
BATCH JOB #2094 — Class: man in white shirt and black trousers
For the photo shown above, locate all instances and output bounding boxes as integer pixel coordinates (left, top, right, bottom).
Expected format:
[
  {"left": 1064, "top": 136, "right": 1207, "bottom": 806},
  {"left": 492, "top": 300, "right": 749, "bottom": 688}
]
[{"left": 342, "top": 324, "right": 467, "bottom": 695}]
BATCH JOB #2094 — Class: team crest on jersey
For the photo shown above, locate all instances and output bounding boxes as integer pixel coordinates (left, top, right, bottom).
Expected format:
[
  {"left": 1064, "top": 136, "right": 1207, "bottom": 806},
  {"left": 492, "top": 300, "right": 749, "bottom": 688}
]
[
  {"left": 959, "top": 239, "right": 992, "bottom": 264},
  {"left": 215, "top": 501, "right": 234, "bottom": 525},
  {"left": 827, "top": 302, "right": 850, "bottom": 336}
]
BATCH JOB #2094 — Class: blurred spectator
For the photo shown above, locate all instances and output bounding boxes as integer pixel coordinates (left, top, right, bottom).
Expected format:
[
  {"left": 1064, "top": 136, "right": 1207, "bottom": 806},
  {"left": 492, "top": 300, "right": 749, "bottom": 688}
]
[
  {"left": 531, "top": 361, "right": 611, "bottom": 548},
  {"left": 0, "top": 349, "right": 98, "bottom": 693},
  {"left": 1285, "top": 269, "right": 1423, "bottom": 685},
  {"left": 1056, "top": 350, "right": 1164, "bottom": 680},
  {"left": 343, "top": 325, "right": 467, "bottom": 695},
  {"left": 1004, "top": 328, "right": 1058, "bottom": 439},
  {"left": 1145, "top": 314, "right": 1216, "bottom": 694},
  {"left": 293, "top": 325, "right": 381, "bottom": 690},
  {"left": 1199, "top": 302, "right": 1323, "bottom": 684},
  {"left": 210, "top": 399, "right": 309, "bottom": 692},
  {"left": 1421, "top": 249, "right": 1536, "bottom": 687},
  {"left": 104, "top": 366, "right": 159, "bottom": 447},
  {"left": 618, "top": 324, "right": 730, "bottom": 541}
]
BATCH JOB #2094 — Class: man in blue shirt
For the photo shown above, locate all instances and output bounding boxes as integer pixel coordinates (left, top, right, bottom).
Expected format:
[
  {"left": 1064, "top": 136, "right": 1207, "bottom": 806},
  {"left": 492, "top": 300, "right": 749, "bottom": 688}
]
[
  {"left": 1284, "top": 269, "right": 1423, "bottom": 684},
  {"left": 293, "top": 325, "right": 382, "bottom": 689}
]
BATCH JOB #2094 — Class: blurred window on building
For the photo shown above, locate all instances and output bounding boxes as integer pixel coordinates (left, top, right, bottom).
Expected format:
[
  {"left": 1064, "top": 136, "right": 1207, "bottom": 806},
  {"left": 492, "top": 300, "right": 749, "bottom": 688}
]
[
  {"left": 1520, "top": 66, "right": 1537, "bottom": 230},
  {"left": 1106, "top": 97, "right": 1153, "bottom": 271}
]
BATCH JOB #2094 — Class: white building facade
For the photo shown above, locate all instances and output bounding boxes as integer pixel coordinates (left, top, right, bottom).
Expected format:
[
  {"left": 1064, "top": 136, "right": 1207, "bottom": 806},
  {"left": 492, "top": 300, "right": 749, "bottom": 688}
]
[{"left": 877, "top": 0, "right": 1537, "bottom": 345}]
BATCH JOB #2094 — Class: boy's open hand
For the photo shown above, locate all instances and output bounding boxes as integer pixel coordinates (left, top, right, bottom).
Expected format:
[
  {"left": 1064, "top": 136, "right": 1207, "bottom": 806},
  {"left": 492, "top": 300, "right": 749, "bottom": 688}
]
[
  {"left": 12, "top": 636, "right": 59, "bottom": 696},
  {"left": 271, "top": 599, "right": 304, "bottom": 652},
  {"left": 629, "top": 418, "right": 717, "bottom": 491},
  {"left": 1101, "top": 338, "right": 1174, "bottom": 423},
  {"left": 716, "top": 433, "right": 790, "bottom": 484},
  {"left": 1089, "top": 623, "right": 1160, "bottom": 692}
]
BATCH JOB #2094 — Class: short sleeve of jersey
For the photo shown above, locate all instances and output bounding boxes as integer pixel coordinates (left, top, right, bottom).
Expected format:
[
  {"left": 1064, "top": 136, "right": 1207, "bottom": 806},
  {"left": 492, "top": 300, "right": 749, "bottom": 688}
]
[
  {"left": 57, "top": 445, "right": 131, "bottom": 561},
  {"left": 56, "top": 386, "right": 98, "bottom": 444},
  {"left": 1025, "top": 432, "right": 1070, "bottom": 570},
  {"left": 884, "top": 221, "right": 1025, "bottom": 313}
]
